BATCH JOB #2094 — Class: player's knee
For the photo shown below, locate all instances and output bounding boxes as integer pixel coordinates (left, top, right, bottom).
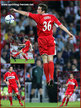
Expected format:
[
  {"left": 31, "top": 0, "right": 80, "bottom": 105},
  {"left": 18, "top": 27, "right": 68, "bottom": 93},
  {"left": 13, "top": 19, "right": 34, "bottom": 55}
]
[
  {"left": 9, "top": 93, "right": 12, "bottom": 96},
  {"left": 16, "top": 92, "right": 19, "bottom": 95},
  {"left": 48, "top": 55, "right": 53, "bottom": 62},
  {"left": 41, "top": 55, "right": 48, "bottom": 63},
  {"left": 22, "top": 53, "right": 25, "bottom": 55}
]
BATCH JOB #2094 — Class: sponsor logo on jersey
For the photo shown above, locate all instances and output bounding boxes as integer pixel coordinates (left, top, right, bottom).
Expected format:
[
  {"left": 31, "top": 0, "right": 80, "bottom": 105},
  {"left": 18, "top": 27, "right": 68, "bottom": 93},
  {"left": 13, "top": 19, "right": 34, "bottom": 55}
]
[
  {"left": 68, "top": 81, "right": 75, "bottom": 85},
  {"left": 7, "top": 76, "right": 15, "bottom": 80}
]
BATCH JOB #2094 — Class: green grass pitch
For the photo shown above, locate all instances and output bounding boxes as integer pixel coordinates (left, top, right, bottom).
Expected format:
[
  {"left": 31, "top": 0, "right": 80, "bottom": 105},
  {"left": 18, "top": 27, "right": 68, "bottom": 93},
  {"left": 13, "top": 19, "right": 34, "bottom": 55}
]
[
  {"left": 10, "top": 59, "right": 35, "bottom": 64},
  {"left": 1, "top": 100, "right": 80, "bottom": 107},
  {"left": 1, "top": 100, "right": 24, "bottom": 107},
  {"left": 25, "top": 101, "right": 80, "bottom": 107}
]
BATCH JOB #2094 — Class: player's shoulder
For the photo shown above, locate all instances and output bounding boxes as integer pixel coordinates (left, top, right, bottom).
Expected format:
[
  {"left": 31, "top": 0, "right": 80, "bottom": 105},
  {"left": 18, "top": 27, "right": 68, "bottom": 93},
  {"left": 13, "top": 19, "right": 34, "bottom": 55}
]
[
  {"left": 5, "top": 71, "right": 9, "bottom": 74},
  {"left": 12, "top": 71, "right": 16, "bottom": 74}
]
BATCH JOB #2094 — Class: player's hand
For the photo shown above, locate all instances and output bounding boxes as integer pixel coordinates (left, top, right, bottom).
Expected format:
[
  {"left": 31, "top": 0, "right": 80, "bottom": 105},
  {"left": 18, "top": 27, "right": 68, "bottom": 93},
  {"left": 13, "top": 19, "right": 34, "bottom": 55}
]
[
  {"left": 6, "top": 82, "right": 9, "bottom": 86},
  {"left": 18, "top": 84, "right": 21, "bottom": 88},
  {"left": 30, "top": 49, "right": 33, "bottom": 52},
  {"left": 10, "top": 8, "right": 17, "bottom": 12},
  {"left": 69, "top": 34, "right": 74, "bottom": 40}
]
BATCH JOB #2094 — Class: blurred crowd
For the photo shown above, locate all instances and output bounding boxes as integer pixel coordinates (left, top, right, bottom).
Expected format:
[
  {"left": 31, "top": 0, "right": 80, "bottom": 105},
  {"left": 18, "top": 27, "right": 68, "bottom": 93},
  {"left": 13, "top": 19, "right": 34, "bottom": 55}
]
[
  {"left": 1, "top": 1, "right": 80, "bottom": 72},
  {"left": 58, "top": 71, "right": 80, "bottom": 102}
]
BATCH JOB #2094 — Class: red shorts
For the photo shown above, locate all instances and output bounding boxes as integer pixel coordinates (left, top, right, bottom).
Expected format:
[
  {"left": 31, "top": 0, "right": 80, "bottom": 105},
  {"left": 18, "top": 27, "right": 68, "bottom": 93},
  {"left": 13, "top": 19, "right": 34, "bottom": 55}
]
[
  {"left": 22, "top": 47, "right": 29, "bottom": 53},
  {"left": 8, "top": 85, "right": 19, "bottom": 93},
  {"left": 65, "top": 89, "right": 74, "bottom": 96},
  {"left": 38, "top": 36, "right": 55, "bottom": 55}
]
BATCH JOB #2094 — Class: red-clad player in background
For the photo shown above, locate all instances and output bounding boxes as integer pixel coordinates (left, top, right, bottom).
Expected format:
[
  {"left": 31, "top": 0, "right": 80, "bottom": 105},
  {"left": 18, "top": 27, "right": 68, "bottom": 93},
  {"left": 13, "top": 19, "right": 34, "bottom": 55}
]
[
  {"left": 4, "top": 66, "right": 23, "bottom": 106},
  {"left": 60, "top": 74, "right": 78, "bottom": 107},
  {"left": 10, "top": 3, "right": 74, "bottom": 86},
  {"left": 11, "top": 36, "right": 33, "bottom": 61}
]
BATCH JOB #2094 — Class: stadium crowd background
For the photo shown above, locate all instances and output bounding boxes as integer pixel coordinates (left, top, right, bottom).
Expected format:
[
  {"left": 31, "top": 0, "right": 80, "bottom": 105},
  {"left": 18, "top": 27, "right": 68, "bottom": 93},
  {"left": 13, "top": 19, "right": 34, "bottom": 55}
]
[
  {"left": 1, "top": 64, "right": 25, "bottom": 100},
  {"left": 1, "top": 0, "right": 80, "bottom": 102}
]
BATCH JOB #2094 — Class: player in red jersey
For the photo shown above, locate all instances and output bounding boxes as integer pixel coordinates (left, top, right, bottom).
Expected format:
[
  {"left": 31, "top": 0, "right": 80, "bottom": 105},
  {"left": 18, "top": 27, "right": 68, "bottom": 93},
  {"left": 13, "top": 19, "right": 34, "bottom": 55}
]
[
  {"left": 60, "top": 74, "right": 78, "bottom": 107},
  {"left": 4, "top": 66, "right": 23, "bottom": 106},
  {"left": 11, "top": 36, "right": 33, "bottom": 61},
  {"left": 10, "top": 3, "right": 73, "bottom": 86}
]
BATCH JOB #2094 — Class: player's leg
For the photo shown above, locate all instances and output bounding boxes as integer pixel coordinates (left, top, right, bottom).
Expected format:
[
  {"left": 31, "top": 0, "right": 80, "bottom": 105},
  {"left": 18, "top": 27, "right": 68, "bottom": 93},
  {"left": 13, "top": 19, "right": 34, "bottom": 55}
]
[
  {"left": 8, "top": 86, "right": 13, "bottom": 106},
  {"left": 41, "top": 55, "right": 50, "bottom": 84},
  {"left": 22, "top": 53, "right": 28, "bottom": 61},
  {"left": 60, "top": 95, "right": 67, "bottom": 107},
  {"left": 48, "top": 55, "right": 54, "bottom": 85},
  {"left": 39, "top": 88, "right": 43, "bottom": 102},
  {"left": 8, "top": 93, "right": 13, "bottom": 106},
  {"left": 29, "top": 89, "right": 35, "bottom": 102},
  {"left": 13, "top": 50, "right": 22, "bottom": 57},
  {"left": 64, "top": 95, "right": 70, "bottom": 106},
  {"left": 16, "top": 92, "right": 23, "bottom": 106}
]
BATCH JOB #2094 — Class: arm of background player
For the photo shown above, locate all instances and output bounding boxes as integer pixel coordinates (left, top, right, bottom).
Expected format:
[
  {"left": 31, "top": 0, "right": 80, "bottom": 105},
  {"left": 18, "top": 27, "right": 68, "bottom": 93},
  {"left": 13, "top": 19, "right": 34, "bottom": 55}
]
[
  {"left": 15, "top": 73, "right": 21, "bottom": 88},
  {"left": 30, "top": 43, "right": 33, "bottom": 51},
  {"left": 74, "top": 80, "right": 78, "bottom": 92},
  {"left": 59, "top": 24, "right": 74, "bottom": 39},
  {"left": 19, "top": 44, "right": 25, "bottom": 46},
  {"left": 4, "top": 74, "right": 9, "bottom": 86},
  {"left": 10, "top": 8, "right": 29, "bottom": 16},
  {"left": 17, "top": 80, "right": 21, "bottom": 88}
]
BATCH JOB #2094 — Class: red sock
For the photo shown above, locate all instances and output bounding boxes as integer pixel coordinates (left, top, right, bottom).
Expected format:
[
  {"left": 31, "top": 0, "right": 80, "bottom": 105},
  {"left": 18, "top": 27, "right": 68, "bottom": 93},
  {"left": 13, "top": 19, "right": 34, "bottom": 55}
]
[
  {"left": 9, "top": 96, "right": 12, "bottom": 104},
  {"left": 17, "top": 94, "right": 21, "bottom": 103},
  {"left": 13, "top": 52, "right": 20, "bottom": 57},
  {"left": 65, "top": 98, "right": 69, "bottom": 105},
  {"left": 62, "top": 97, "right": 66, "bottom": 105},
  {"left": 48, "top": 61, "right": 54, "bottom": 80},
  {"left": 43, "top": 63, "right": 49, "bottom": 83},
  {"left": 23, "top": 55, "right": 28, "bottom": 60}
]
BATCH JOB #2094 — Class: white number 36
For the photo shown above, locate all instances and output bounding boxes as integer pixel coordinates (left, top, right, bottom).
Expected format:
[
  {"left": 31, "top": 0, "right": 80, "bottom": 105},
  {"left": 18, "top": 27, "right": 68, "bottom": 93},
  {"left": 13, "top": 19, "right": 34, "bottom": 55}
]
[{"left": 43, "top": 21, "right": 51, "bottom": 31}]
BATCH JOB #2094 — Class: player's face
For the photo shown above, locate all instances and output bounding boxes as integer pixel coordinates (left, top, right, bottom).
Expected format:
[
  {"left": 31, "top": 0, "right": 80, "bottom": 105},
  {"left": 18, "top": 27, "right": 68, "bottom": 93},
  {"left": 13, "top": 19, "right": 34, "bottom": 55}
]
[
  {"left": 70, "top": 74, "right": 73, "bottom": 79},
  {"left": 9, "top": 67, "right": 13, "bottom": 72},
  {"left": 37, "top": 6, "right": 43, "bottom": 14},
  {"left": 37, "top": 60, "right": 41, "bottom": 67}
]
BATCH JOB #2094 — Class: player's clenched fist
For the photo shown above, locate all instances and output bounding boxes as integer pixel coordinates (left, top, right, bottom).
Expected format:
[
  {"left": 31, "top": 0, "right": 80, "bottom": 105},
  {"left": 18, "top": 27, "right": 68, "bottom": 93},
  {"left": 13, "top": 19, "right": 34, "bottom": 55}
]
[{"left": 6, "top": 81, "right": 9, "bottom": 86}]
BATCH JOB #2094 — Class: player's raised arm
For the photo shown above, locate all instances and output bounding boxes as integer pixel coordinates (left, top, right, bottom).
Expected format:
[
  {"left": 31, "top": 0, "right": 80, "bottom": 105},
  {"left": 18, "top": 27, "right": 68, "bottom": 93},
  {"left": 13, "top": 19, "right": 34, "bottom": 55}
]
[
  {"left": 59, "top": 24, "right": 74, "bottom": 40},
  {"left": 10, "top": 8, "right": 29, "bottom": 16},
  {"left": 30, "top": 43, "right": 33, "bottom": 51}
]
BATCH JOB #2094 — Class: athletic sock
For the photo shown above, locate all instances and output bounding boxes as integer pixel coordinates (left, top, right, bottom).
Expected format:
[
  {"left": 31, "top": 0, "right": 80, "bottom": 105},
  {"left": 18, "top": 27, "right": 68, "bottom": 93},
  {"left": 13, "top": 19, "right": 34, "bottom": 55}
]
[
  {"left": 17, "top": 94, "right": 21, "bottom": 103},
  {"left": 40, "top": 95, "right": 42, "bottom": 102},
  {"left": 43, "top": 63, "right": 49, "bottom": 83},
  {"left": 62, "top": 97, "right": 66, "bottom": 105},
  {"left": 9, "top": 96, "right": 12, "bottom": 104},
  {"left": 65, "top": 98, "right": 69, "bottom": 105},
  {"left": 30, "top": 94, "right": 33, "bottom": 102},
  {"left": 13, "top": 52, "right": 20, "bottom": 57},
  {"left": 48, "top": 61, "right": 54, "bottom": 80},
  {"left": 23, "top": 55, "right": 28, "bottom": 60}
]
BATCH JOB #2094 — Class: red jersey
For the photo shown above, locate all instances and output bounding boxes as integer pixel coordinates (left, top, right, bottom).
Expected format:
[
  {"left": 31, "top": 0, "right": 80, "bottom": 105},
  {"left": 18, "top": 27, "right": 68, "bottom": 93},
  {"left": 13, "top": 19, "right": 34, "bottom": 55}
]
[
  {"left": 29, "top": 12, "right": 61, "bottom": 37},
  {"left": 66, "top": 78, "right": 78, "bottom": 91},
  {"left": 24, "top": 40, "right": 30, "bottom": 49},
  {"left": 4, "top": 71, "right": 18, "bottom": 86}
]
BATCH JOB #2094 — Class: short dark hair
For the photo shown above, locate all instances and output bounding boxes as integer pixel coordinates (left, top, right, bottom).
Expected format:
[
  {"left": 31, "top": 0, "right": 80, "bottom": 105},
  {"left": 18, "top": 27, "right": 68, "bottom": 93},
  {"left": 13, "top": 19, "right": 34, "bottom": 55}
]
[
  {"left": 38, "top": 3, "right": 48, "bottom": 13},
  {"left": 8, "top": 66, "right": 13, "bottom": 70},
  {"left": 24, "top": 36, "right": 28, "bottom": 40}
]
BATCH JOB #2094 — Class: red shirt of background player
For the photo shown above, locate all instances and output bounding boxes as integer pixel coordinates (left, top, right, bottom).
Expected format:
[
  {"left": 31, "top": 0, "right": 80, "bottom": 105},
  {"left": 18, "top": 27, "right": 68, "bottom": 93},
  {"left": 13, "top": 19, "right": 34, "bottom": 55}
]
[
  {"left": 4, "top": 71, "right": 18, "bottom": 86},
  {"left": 65, "top": 78, "right": 78, "bottom": 96},
  {"left": 22, "top": 40, "right": 30, "bottom": 53}
]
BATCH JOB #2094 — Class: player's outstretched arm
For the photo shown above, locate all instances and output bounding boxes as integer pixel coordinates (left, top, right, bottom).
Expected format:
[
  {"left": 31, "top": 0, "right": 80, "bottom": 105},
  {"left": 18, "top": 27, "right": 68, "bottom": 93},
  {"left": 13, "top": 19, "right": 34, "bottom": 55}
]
[
  {"left": 4, "top": 80, "right": 9, "bottom": 86},
  {"left": 30, "top": 43, "right": 33, "bottom": 51},
  {"left": 17, "top": 80, "right": 21, "bottom": 88},
  {"left": 19, "top": 44, "right": 25, "bottom": 46},
  {"left": 59, "top": 24, "right": 74, "bottom": 40},
  {"left": 10, "top": 8, "right": 29, "bottom": 16}
]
